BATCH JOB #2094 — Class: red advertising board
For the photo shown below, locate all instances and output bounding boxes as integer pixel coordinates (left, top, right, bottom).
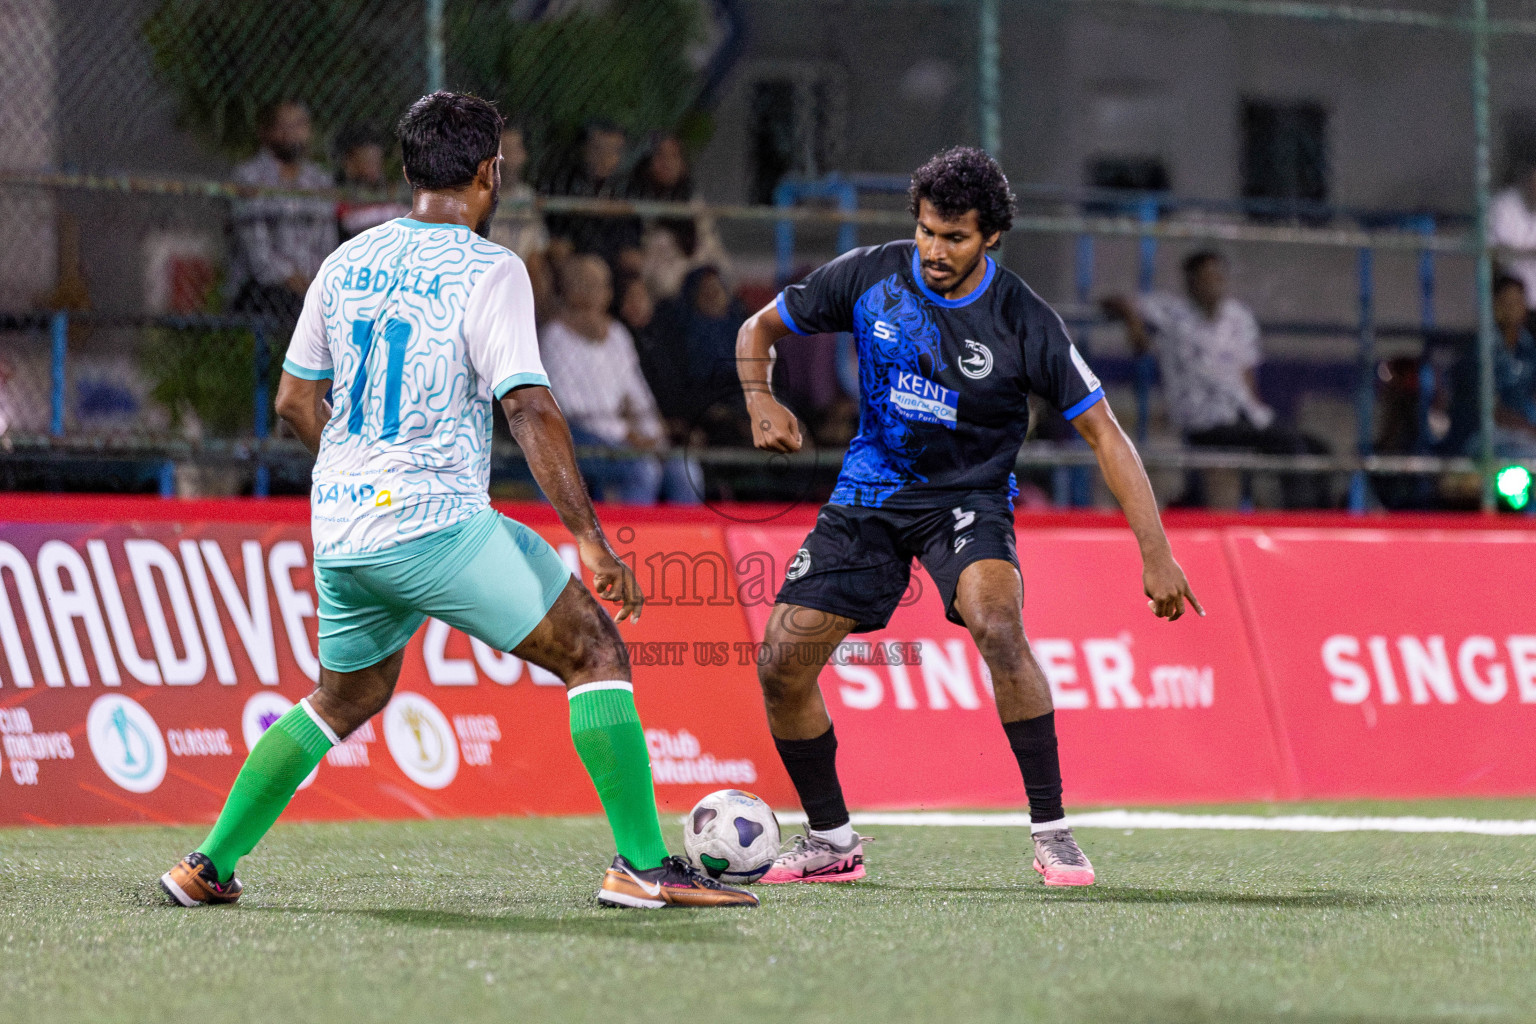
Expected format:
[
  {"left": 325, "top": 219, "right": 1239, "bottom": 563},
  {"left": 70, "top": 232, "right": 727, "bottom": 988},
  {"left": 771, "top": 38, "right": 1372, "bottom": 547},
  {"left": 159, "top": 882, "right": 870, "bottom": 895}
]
[
  {"left": 726, "top": 525, "right": 1284, "bottom": 810},
  {"left": 0, "top": 513, "right": 792, "bottom": 827},
  {"left": 1227, "top": 527, "right": 1536, "bottom": 799},
  {"left": 4, "top": 497, "right": 1536, "bottom": 827}
]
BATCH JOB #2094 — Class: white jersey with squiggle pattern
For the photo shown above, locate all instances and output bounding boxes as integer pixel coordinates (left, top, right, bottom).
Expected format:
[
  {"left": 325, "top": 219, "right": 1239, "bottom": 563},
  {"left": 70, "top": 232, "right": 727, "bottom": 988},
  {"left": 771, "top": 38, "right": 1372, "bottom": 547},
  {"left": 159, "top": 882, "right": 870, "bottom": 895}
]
[{"left": 282, "top": 218, "right": 546, "bottom": 563}]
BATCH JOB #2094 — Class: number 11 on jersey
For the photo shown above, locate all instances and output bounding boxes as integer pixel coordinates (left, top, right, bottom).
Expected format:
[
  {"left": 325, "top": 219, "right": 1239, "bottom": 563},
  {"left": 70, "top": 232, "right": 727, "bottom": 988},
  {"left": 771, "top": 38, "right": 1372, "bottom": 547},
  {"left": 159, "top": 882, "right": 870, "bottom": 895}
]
[{"left": 345, "top": 318, "right": 412, "bottom": 441}]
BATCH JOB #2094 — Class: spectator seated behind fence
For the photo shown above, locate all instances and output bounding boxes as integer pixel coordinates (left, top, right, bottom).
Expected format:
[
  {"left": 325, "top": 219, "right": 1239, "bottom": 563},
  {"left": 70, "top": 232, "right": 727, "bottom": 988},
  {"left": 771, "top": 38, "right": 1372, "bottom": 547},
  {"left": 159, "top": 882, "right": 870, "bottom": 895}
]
[
  {"left": 1102, "top": 250, "right": 1330, "bottom": 508},
  {"left": 539, "top": 255, "right": 701, "bottom": 504},
  {"left": 653, "top": 264, "right": 754, "bottom": 445},
  {"left": 334, "top": 124, "right": 409, "bottom": 241},
  {"left": 625, "top": 132, "right": 733, "bottom": 300},
  {"left": 1478, "top": 276, "right": 1536, "bottom": 459},
  {"left": 1492, "top": 166, "right": 1536, "bottom": 310},
  {"left": 541, "top": 120, "right": 641, "bottom": 273},
  {"left": 614, "top": 271, "right": 689, "bottom": 446},
  {"left": 488, "top": 124, "right": 554, "bottom": 318},
  {"left": 229, "top": 100, "right": 337, "bottom": 327}
]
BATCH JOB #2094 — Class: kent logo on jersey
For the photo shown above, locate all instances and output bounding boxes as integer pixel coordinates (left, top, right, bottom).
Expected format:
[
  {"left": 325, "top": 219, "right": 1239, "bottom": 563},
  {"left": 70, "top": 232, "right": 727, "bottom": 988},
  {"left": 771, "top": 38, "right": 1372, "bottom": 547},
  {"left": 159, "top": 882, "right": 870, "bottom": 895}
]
[{"left": 889, "top": 372, "right": 958, "bottom": 427}]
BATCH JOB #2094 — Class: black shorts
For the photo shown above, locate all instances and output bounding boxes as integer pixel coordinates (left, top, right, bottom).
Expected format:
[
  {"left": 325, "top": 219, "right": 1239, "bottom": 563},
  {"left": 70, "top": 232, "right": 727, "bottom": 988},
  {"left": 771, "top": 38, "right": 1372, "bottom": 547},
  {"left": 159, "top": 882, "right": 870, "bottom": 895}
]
[{"left": 776, "top": 494, "right": 1019, "bottom": 633}]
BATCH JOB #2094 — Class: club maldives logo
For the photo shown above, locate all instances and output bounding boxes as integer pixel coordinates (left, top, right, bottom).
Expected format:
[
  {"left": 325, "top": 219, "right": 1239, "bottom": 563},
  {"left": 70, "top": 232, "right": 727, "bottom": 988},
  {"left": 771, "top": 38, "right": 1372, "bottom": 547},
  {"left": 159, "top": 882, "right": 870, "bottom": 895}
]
[
  {"left": 383, "top": 692, "right": 458, "bottom": 790},
  {"left": 86, "top": 695, "right": 167, "bottom": 794},
  {"left": 242, "top": 693, "right": 317, "bottom": 790}
]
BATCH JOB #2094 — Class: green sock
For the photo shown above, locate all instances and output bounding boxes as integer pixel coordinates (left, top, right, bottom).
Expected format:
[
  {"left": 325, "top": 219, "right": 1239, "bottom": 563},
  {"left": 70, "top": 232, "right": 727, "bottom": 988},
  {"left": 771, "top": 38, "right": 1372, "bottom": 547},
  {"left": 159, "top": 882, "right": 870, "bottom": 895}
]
[
  {"left": 568, "top": 682, "right": 669, "bottom": 871},
  {"left": 196, "top": 701, "right": 335, "bottom": 882}
]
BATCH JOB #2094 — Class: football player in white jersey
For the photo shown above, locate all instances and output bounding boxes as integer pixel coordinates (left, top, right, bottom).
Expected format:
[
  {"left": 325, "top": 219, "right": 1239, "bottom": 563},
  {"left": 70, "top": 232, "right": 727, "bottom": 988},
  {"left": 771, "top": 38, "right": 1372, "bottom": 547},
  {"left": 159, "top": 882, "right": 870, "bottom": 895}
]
[{"left": 161, "top": 92, "right": 756, "bottom": 911}]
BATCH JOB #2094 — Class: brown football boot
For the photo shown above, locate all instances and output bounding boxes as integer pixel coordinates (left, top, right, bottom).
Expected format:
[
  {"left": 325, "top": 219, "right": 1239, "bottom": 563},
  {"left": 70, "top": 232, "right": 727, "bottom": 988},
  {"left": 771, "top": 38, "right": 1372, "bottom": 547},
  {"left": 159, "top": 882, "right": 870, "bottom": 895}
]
[
  {"left": 160, "top": 851, "right": 243, "bottom": 906},
  {"left": 597, "top": 854, "right": 759, "bottom": 909}
]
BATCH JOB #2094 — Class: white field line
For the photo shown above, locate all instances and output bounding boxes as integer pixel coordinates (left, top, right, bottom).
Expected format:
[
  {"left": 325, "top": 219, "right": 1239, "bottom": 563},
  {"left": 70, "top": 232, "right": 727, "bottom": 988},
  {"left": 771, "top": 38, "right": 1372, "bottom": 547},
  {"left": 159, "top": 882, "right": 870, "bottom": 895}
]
[{"left": 771, "top": 810, "right": 1536, "bottom": 836}]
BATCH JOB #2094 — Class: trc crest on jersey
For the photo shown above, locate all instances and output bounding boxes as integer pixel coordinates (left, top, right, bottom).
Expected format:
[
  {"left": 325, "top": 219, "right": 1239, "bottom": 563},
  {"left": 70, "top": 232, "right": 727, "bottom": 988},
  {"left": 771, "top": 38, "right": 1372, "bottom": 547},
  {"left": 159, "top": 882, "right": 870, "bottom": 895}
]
[
  {"left": 786, "top": 548, "right": 812, "bottom": 581},
  {"left": 959, "top": 339, "right": 993, "bottom": 379}
]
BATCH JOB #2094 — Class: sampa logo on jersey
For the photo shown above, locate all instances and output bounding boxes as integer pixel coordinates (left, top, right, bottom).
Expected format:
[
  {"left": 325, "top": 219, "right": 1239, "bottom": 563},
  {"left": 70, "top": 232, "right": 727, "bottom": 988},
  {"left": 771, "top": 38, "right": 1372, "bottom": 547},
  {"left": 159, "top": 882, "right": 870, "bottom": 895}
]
[
  {"left": 889, "top": 372, "right": 957, "bottom": 428},
  {"left": 242, "top": 693, "right": 317, "bottom": 790},
  {"left": 87, "top": 695, "right": 167, "bottom": 794},
  {"left": 383, "top": 692, "right": 459, "bottom": 789}
]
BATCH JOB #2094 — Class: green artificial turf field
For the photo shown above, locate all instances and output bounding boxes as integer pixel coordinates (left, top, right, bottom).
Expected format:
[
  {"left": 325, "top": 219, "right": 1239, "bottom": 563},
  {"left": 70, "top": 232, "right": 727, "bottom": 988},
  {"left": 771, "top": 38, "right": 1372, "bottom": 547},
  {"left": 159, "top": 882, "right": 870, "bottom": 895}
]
[{"left": 3, "top": 801, "right": 1535, "bottom": 1024}]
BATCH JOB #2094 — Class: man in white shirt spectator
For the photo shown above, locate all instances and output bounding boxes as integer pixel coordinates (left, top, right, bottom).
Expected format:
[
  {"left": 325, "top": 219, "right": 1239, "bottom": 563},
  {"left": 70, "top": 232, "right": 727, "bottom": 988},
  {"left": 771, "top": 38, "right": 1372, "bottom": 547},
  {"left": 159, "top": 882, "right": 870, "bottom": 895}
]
[
  {"left": 1492, "top": 167, "right": 1536, "bottom": 308},
  {"left": 1103, "top": 251, "right": 1329, "bottom": 507},
  {"left": 539, "top": 255, "right": 700, "bottom": 504},
  {"left": 229, "top": 100, "right": 337, "bottom": 328}
]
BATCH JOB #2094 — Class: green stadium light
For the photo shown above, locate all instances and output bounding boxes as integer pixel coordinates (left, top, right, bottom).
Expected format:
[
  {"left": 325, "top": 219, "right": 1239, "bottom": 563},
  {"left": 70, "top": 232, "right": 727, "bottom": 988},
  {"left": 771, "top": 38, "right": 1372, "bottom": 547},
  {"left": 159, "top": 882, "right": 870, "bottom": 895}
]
[{"left": 1495, "top": 464, "right": 1533, "bottom": 511}]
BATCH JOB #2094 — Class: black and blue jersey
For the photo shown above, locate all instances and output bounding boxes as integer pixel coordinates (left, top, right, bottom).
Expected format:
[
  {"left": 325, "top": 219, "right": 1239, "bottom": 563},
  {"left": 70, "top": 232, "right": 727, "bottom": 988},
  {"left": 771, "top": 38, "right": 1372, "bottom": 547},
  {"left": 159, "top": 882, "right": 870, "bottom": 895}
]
[{"left": 776, "top": 240, "right": 1104, "bottom": 509}]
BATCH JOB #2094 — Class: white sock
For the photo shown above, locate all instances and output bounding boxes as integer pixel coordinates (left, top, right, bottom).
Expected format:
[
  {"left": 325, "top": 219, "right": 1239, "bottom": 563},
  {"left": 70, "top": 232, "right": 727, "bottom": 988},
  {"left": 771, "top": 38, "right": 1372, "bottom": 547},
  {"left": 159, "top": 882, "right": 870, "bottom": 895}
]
[
  {"left": 810, "top": 822, "right": 856, "bottom": 848},
  {"left": 1030, "top": 817, "right": 1068, "bottom": 835}
]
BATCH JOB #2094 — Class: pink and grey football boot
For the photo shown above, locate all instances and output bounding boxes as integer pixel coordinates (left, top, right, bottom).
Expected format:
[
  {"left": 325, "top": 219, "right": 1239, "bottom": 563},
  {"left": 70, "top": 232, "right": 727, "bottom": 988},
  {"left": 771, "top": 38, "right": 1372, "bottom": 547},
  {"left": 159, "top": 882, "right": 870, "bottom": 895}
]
[
  {"left": 758, "top": 832, "right": 868, "bottom": 884},
  {"left": 1031, "top": 828, "right": 1095, "bottom": 886}
]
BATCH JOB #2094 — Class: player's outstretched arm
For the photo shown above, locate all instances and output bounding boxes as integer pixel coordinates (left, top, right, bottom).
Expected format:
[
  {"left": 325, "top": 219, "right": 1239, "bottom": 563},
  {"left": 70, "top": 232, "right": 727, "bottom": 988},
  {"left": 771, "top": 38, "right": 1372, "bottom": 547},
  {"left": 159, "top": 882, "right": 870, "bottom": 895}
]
[
  {"left": 500, "top": 384, "right": 642, "bottom": 622},
  {"left": 736, "top": 302, "right": 802, "bottom": 453},
  {"left": 274, "top": 372, "right": 333, "bottom": 456},
  {"left": 1072, "top": 400, "right": 1204, "bottom": 622}
]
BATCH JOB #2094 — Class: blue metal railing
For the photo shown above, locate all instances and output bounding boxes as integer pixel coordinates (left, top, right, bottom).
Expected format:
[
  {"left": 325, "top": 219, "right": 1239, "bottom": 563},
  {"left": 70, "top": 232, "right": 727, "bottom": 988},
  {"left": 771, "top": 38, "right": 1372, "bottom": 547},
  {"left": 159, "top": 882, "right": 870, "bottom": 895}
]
[{"left": 11, "top": 308, "right": 283, "bottom": 498}]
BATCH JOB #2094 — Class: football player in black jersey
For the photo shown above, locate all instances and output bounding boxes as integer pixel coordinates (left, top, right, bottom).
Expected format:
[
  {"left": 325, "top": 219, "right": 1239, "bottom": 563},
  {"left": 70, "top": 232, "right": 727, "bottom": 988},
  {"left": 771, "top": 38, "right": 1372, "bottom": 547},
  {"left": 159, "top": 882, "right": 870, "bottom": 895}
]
[{"left": 736, "top": 147, "right": 1202, "bottom": 886}]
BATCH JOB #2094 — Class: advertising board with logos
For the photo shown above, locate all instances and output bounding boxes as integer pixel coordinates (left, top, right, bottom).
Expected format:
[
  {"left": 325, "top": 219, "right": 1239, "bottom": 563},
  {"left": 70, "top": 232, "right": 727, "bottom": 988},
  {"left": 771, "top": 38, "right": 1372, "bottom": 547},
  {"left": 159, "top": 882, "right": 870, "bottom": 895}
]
[{"left": 1, "top": 498, "right": 1533, "bottom": 826}]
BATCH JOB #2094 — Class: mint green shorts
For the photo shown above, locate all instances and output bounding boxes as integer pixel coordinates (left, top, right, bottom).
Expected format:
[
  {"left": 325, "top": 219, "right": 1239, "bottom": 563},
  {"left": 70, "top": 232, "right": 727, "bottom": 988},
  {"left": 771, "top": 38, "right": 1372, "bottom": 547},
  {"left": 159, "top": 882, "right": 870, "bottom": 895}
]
[{"left": 314, "top": 508, "right": 573, "bottom": 673}]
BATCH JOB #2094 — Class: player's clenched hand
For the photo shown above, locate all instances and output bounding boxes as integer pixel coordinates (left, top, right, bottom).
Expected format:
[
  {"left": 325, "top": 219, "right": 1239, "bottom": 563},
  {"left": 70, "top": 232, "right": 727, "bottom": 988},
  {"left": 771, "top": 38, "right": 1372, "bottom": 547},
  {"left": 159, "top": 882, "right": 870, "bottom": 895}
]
[
  {"left": 580, "top": 537, "right": 644, "bottom": 623},
  {"left": 1143, "top": 553, "right": 1204, "bottom": 622},
  {"left": 748, "top": 395, "right": 802, "bottom": 453}
]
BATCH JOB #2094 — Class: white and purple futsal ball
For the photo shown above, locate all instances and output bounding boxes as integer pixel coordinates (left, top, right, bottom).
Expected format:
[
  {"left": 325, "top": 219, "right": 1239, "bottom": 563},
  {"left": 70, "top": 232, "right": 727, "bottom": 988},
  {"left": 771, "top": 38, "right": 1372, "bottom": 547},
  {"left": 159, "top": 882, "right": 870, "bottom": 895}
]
[{"left": 683, "top": 789, "right": 781, "bottom": 883}]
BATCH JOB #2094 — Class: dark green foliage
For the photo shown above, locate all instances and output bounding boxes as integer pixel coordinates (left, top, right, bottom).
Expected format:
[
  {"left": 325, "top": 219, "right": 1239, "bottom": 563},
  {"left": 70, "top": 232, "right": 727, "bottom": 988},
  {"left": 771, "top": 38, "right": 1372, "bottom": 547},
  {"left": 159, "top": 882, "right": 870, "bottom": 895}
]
[
  {"left": 143, "top": 0, "right": 422, "bottom": 159},
  {"left": 140, "top": 326, "right": 268, "bottom": 437},
  {"left": 142, "top": 0, "right": 704, "bottom": 169},
  {"left": 447, "top": 0, "right": 703, "bottom": 179}
]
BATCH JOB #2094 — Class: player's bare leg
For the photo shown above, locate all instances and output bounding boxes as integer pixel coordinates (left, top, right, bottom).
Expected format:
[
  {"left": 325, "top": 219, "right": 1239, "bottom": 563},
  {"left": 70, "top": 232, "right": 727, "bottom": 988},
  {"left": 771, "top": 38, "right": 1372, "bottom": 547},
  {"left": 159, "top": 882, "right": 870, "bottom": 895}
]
[
  {"left": 756, "top": 603, "right": 870, "bottom": 883},
  {"left": 757, "top": 603, "right": 855, "bottom": 739},
  {"left": 955, "top": 559, "right": 1094, "bottom": 886},
  {"left": 517, "top": 577, "right": 756, "bottom": 908},
  {"left": 161, "top": 650, "right": 407, "bottom": 905}
]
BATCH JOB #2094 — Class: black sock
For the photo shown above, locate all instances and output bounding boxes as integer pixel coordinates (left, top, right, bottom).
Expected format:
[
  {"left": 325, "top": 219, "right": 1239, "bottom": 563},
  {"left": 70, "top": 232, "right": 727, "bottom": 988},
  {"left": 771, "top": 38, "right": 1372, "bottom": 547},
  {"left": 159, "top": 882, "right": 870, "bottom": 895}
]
[
  {"left": 1002, "top": 712, "right": 1065, "bottom": 824},
  {"left": 773, "top": 726, "right": 849, "bottom": 832}
]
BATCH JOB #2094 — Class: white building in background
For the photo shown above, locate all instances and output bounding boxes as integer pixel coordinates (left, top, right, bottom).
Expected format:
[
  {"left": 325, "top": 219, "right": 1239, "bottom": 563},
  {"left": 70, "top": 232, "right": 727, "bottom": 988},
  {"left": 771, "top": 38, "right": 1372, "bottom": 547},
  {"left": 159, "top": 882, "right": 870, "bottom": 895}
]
[{"left": 698, "top": 0, "right": 1536, "bottom": 332}]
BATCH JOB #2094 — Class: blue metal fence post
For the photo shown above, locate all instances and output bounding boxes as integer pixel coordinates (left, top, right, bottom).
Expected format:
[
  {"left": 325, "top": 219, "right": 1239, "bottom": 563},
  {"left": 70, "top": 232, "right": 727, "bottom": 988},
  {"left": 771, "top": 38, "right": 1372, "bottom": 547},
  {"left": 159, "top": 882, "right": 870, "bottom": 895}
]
[
  {"left": 1349, "top": 247, "right": 1376, "bottom": 513},
  {"left": 1416, "top": 214, "right": 1436, "bottom": 330},
  {"left": 49, "top": 311, "right": 67, "bottom": 437},
  {"left": 773, "top": 181, "right": 795, "bottom": 287},
  {"left": 1133, "top": 198, "right": 1160, "bottom": 445},
  {"left": 1074, "top": 233, "right": 1094, "bottom": 306},
  {"left": 253, "top": 324, "right": 270, "bottom": 498},
  {"left": 1413, "top": 214, "right": 1437, "bottom": 506},
  {"left": 834, "top": 176, "right": 857, "bottom": 256},
  {"left": 425, "top": 0, "right": 445, "bottom": 94},
  {"left": 1058, "top": 226, "right": 1108, "bottom": 508},
  {"left": 1136, "top": 197, "right": 1158, "bottom": 294}
]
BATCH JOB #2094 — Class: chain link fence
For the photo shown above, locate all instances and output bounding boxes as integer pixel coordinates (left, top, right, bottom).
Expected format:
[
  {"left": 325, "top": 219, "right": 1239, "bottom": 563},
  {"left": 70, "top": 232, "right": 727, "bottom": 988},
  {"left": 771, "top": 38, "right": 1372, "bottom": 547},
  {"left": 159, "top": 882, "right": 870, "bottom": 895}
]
[
  {"left": 0, "top": 0, "right": 1533, "bottom": 508},
  {"left": 0, "top": 0, "right": 728, "bottom": 490}
]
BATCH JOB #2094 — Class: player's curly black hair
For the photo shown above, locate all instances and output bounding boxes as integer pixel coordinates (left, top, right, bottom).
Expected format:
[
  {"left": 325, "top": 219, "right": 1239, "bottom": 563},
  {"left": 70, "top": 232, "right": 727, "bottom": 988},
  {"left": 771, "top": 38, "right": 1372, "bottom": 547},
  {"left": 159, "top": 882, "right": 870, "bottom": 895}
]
[
  {"left": 397, "top": 91, "right": 504, "bottom": 191},
  {"left": 908, "top": 146, "right": 1017, "bottom": 242}
]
